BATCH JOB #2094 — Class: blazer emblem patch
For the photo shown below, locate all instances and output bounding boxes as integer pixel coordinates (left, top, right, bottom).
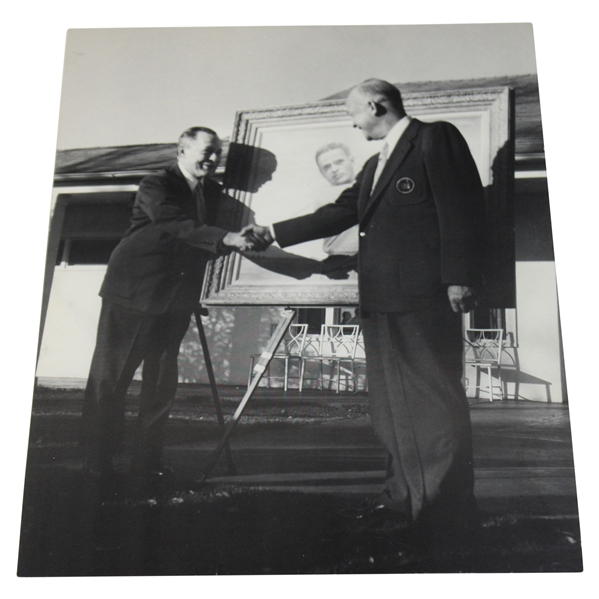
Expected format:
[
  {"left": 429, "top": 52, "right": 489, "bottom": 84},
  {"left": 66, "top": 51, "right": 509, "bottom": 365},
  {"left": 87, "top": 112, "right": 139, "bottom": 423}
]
[{"left": 396, "top": 177, "right": 415, "bottom": 194}]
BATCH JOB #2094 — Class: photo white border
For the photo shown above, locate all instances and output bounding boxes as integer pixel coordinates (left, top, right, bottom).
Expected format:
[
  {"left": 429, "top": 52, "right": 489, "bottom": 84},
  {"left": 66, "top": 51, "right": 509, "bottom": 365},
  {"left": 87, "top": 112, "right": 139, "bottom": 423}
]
[{"left": 1, "top": 2, "right": 597, "bottom": 598}]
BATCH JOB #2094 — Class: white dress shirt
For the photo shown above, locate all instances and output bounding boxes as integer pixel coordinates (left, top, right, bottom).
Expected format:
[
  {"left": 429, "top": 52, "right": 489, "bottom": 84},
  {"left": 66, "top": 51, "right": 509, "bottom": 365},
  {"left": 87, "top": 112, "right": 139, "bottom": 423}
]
[{"left": 178, "top": 161, "right": 200, "bottom": 192}]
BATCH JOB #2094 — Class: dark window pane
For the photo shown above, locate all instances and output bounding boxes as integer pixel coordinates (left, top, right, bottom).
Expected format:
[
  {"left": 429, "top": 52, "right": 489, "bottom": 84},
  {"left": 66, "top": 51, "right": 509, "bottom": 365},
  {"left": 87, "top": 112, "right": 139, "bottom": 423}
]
[
  {"left": 68, "top": 239, "right": 120, "bottom": 265},
  {"left": 62, "top": 203, "right": 132, "bottom": 237},
  {"left": 296, "top": 308, "right": 326, "bottom": 334},
  {"left": 470, "top": 308, "right": 506, "bottom": 332}
]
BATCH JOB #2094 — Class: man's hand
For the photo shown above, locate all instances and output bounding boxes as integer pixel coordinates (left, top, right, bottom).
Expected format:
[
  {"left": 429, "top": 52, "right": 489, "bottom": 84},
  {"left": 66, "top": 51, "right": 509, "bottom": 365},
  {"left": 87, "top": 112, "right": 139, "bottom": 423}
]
[
  {"left": 222, "top": 225, "right": 274, "bottom": 252},
  {"left": 447, "top": 285, "right": 477, "bottom": 313},
  {"left": 222, "top": 231, "right": 256, "bottom": 252},
  {"left": 240, "top": 224, "right": 274, "bottom": 251},
  {"left": 320, "top": 254, "right": 358, "bottom": 280}
]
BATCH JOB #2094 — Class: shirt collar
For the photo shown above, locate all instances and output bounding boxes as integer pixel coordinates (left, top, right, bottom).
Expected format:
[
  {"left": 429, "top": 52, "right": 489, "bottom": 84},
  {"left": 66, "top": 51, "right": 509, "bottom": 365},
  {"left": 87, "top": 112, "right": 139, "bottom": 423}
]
[
  {"left": 177, "top": 161, "right": 200, "bottom": 191},
  {"left": 382, "top": 115, "right": 412, "bottom": 155}
]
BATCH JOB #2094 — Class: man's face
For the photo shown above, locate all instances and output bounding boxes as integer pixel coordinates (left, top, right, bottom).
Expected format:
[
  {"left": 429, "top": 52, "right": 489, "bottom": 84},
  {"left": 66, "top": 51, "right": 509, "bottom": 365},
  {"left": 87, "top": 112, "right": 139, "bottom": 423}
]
[
  {"left": 317, "top": 148, "right": 355, "bottom": 186},
  {"left": 178, "top": 132, "right": 222, "bottom": 179},
  {"left": 346, "top": 91, "right": 384, "bottom": 141}
]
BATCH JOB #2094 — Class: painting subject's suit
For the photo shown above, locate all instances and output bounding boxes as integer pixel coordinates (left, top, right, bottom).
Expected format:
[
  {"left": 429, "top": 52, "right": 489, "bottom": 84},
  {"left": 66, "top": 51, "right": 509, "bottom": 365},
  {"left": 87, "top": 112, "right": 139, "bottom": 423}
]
[
  {"left": 82, "top": 164, "right": 230, "bottom": 471},
  {"left": 274, "top": 118, "right": 485, "bottom": 522}
]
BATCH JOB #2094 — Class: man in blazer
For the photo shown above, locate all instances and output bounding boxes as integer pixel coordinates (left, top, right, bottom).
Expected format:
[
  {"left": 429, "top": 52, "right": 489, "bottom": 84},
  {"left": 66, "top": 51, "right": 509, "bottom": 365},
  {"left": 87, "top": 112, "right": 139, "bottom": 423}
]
[
  {"left": 256, "top": 80, "right": 485, "bottom": 532},
  {"left": 82, "top": 126, "right": 264, "bottom": 482}
]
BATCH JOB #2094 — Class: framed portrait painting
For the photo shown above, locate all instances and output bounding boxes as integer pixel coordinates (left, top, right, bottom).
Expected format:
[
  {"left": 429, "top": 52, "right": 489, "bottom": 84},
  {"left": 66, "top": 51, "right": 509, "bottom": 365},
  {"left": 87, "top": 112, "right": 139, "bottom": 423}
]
[{"left": 202, "top": 87, "right": 513, "bottom": 307}]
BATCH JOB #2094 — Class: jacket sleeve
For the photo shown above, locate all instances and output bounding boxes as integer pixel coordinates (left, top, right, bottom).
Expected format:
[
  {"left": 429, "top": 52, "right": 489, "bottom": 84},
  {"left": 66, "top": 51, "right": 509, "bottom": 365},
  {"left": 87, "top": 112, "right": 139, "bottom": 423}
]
[
  {"left": 133, "top": 174, "right": 229, "bottom": 254},
  {"left": 273, "top": 172, "right": 363, "bottom": 248},
  {"left": 423, "top": 122, "right": 486, "bottom": 287}
]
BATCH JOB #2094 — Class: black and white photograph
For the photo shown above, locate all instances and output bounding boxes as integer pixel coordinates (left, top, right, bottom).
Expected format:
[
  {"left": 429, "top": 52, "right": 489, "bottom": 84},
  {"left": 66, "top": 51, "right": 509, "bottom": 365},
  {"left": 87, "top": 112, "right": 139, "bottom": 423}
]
[{"left": 1, "top": 1, "right": 597, "bottom": 595}]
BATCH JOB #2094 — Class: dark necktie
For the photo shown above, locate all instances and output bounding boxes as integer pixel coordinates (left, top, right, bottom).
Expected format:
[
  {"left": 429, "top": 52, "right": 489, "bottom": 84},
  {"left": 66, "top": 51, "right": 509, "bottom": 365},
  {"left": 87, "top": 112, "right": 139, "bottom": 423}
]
[{"left": 194, "top": 179, "right": 207, "bottom": 223}]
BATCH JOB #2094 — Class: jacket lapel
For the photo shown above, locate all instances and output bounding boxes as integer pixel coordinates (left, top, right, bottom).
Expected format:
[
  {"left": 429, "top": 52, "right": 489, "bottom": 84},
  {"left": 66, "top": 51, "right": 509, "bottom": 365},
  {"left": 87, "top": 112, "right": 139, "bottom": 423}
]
[
  {"left": 170, "top": 163, "right": 194, "bottom": 200},
  {"left": 360, "top": 119, "right": 421, "bottom": 221},
  {"left": 358, "top": 156, "right": 378, "bottom": 216},
  {"left": 170, "top": 163, "right": 207, "bottom": 223}
]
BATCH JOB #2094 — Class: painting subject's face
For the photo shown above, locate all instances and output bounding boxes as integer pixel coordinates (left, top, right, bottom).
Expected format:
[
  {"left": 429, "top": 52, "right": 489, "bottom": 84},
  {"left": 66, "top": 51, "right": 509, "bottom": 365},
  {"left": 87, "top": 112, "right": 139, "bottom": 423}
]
[
  {"left": 316, "top": 148, "right": 355, "bottom": 186},
  {"left": 178, "top": 132, "right": 222, "bottom": 179}
]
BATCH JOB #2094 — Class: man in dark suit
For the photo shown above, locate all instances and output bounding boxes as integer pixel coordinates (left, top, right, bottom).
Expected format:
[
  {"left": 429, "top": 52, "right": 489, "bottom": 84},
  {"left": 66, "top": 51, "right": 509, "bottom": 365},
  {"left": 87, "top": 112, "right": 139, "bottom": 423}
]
[
  {"left": 81, "top": 126, "right": 264, "bottom": 481},
  {"left": 254, "top": 79, "right": 485, "bottom": 532}
]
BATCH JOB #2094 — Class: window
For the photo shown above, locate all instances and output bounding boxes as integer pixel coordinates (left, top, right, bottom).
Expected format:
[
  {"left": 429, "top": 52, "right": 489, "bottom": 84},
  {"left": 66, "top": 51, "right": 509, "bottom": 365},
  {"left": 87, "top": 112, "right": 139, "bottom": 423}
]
[
  {"left": 55, "top": 194, "right": 134, "bottom": 266},
  {"left": 57, "top": 238, "right": 122, "bottom": 266},
  {"left": 296, "top": 308, "right": 326, "bottom": 334}
]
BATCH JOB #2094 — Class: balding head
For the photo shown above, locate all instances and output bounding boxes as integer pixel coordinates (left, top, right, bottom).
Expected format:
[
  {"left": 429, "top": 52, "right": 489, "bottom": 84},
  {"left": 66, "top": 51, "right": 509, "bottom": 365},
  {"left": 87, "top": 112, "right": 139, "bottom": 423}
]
[
  {"left": 349, "top": 79, "right": 405, "bottom": 114},
  {"left": 346, "top": 79, "right": 406, "bottom": 141}
]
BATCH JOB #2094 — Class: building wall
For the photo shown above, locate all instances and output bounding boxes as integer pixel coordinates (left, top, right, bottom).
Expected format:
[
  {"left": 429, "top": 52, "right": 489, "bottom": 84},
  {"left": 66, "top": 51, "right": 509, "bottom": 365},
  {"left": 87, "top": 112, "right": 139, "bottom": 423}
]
[
  {"left": 37, "top": 174, "right": 566, "bottom": 402},
  {"left": 37, "top": 268, "right": 105, "bottom": 381},
  {"left": 37, "top": 257, "right": 565, "bottom": 402},
  {"left": 512, "top": 262, "right": 561, "bottom": 402},
  {"left": 36, "top": 267, "right": 284, "bottom": 387}
]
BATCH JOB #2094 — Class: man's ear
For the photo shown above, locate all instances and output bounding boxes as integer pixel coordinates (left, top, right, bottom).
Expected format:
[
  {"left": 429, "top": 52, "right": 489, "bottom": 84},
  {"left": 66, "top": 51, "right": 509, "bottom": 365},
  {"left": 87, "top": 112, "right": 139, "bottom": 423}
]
[{"left": 371, "top": 101, "right": 387, "bottom": 117}]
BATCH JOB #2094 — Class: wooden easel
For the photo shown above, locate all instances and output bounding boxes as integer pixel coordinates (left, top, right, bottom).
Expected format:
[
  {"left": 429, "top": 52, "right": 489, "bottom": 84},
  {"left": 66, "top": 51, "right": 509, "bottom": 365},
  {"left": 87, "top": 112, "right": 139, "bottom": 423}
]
[
  {"left": 193, "top": 307, "right": 237, "bottom": 474},
  {"left": 195, "top": 308, "right": 296, "bottom": 484}
]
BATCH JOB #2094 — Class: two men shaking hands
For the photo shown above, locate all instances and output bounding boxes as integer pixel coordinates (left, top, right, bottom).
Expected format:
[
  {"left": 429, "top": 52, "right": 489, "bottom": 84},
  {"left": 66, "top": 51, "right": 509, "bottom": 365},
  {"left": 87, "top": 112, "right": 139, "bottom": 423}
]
[{"left": 232, "top": 224, "right": 274, "bottom": 252}]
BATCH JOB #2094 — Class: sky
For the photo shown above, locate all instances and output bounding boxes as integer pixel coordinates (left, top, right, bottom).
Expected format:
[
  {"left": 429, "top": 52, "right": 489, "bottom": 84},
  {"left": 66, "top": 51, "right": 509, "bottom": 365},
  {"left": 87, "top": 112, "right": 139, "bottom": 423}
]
[
  {"left": 1, "top": 1, "right": 599, "bottom": 598},
  {"left": 57, "top": 23, "right": 536, "bottom": 149}
]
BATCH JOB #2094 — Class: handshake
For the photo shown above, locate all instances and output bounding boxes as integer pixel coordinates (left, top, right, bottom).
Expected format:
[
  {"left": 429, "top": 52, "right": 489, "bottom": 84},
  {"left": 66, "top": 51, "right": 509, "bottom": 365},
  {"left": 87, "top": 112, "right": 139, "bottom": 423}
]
[{"left": 222, "top": 224, "right": 274, "bottom": 252}]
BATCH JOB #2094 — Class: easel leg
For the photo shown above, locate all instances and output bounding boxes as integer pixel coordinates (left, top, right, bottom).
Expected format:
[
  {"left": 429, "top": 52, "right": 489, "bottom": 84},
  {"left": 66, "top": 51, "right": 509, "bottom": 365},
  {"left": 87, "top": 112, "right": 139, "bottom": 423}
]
[
  {"left": 197, "top": 308, "right": 296, "bottom": 485},
  {"left": 194, "top": 308, "right": 236, "bottom": 475}
]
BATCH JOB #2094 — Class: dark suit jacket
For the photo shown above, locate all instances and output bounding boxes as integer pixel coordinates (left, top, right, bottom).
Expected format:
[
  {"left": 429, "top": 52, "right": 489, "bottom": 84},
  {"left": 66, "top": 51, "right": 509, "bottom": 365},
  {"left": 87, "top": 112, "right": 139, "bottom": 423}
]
[
  {"left": 100, "top": 164, "right": 229, "bottom": 315},
  {"left": 273, "top": 118, "right": 486, "bottom": 313}
]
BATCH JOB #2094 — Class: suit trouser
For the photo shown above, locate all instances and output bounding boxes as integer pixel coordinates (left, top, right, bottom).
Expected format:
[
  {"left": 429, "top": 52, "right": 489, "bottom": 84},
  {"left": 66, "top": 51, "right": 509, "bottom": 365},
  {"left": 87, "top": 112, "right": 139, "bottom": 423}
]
[
  {"left": 81, "top": 300, "right": 192, "bottom": 470},
  {"left": 361, "top": 304, "right": 476, "bottom": 522}
]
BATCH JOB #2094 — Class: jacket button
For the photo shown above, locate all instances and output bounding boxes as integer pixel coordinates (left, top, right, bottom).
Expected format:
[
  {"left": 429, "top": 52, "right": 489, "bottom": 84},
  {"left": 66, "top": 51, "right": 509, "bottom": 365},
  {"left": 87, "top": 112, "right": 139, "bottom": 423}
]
[{"left": 359, "top": 231, "right": 366, "bottom": 237}]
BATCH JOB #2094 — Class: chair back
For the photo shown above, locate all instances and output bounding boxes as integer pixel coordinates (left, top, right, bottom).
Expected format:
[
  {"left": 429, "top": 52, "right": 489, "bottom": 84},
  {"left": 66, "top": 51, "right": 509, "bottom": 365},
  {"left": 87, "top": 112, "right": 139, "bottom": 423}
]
[
  {"left": 355, "top": 334, "right": 366, "bottom": 359},
  {"left": 318, "top": 325, "right": 360, "bottom": 358},
  {"left": 276, "top": 324, "right": 308, "bottom": 357},
  {"left": 464, "top": 329, "right": 504, "bottom": 366}
]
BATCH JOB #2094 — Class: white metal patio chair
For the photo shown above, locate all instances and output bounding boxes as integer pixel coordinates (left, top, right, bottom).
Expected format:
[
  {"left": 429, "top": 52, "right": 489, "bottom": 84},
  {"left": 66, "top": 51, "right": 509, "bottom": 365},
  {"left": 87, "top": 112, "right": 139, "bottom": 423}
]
[
  {"left": 248, "top": 323, "right": 308, "bottom": 391},
  {"left": 464, "top": 328, "right": 505, "bottom": 401},
  {"left": 300, "top": 324, "right": 361, "bottom": 392}
]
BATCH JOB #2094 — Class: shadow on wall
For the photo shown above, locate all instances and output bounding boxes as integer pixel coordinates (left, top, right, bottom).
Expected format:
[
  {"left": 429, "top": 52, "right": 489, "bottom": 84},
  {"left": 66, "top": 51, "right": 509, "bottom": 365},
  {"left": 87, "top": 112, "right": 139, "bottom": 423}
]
[
  {"left": 221, "top": 143, "right": 347, "bottom": 281},
  {"left": 480, "top": 139, "right": 516, "bottom": 310},
  {"left": 224, "top": 143, "right": 278, "bottom": 194}
]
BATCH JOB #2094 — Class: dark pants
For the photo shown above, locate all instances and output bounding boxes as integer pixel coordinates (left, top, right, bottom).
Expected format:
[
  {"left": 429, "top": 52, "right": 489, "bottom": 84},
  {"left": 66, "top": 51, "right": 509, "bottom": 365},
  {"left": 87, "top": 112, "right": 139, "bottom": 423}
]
[
  {"left": 361, "top": 305, "right": 476, "bottom": 523},
  {"left": 81, "top": 301, "right": 192, "bottom": 471}
]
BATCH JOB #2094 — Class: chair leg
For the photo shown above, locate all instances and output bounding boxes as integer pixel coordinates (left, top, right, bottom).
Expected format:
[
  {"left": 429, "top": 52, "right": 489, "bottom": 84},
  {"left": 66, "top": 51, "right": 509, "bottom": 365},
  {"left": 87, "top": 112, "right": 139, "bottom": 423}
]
[
  {"left": 299, "top": 359, "right": 305, "bottom": 392},
  {"left": 488, "top": 366, "right": 494, "bottom": 402},
  {"left": 283, "top": 358, "right": 289, "bottom": 392},
  {"left": 331, "top": 360, "right": 338, "bottom": 392}
]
